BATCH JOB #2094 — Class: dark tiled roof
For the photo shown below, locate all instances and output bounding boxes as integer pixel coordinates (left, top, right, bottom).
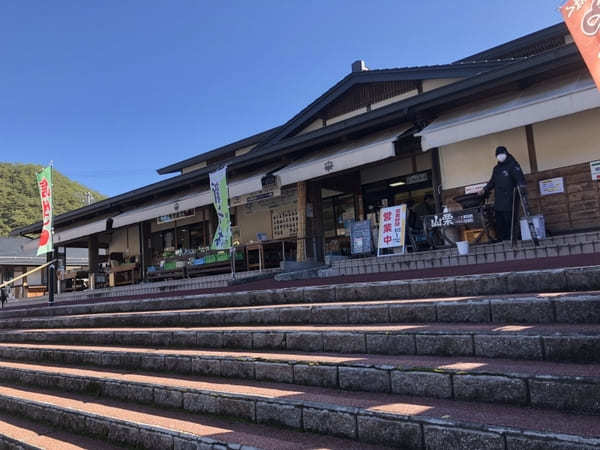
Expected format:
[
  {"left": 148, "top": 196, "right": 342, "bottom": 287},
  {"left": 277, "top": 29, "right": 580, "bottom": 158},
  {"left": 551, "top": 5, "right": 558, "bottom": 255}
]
[
  {"left": 0, "top": 237, "right": 87, "bottom": 266},
  {"left": 156, "top": 126, "right": 282, "bottom": 175}
]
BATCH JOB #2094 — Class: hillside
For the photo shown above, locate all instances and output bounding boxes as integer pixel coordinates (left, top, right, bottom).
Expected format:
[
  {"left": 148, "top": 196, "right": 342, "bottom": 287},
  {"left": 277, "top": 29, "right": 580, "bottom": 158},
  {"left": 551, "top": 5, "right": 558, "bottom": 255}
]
[{"left": 0, "top": 163, "right": 106, "bottom": 236}]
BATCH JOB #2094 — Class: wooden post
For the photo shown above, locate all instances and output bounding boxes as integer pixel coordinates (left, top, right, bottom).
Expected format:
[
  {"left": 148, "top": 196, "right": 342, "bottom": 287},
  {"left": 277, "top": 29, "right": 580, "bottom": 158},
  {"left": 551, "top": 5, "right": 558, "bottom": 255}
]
[
  {"left": 88, "top": 236, "right": 98, "bottom": 290},
  {"left": 296, "top": 181, "right": 307, "bottom": 262},
  {"left": 430, "top": 148, "right": 443, "bottom": 213}
]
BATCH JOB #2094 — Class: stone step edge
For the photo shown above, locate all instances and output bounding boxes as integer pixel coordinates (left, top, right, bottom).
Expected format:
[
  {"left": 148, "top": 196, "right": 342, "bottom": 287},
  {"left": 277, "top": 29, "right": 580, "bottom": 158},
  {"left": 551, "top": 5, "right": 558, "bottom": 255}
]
[
  {"left": 2, "top": 266, "right": 599, "bottom": 321},
  {"left": 2, "top": 328, "right": 598, "bottom": 363},
  {"left": 0, "top": 367, "right": 598, "bottom": 450},
  {"left": 0, "top": 391, "right": 256, "bottom": 450},
  {"left": 0, "top": 432, "right": 39, "bottom": 450},
  {"left": 0, "top": 347, "right": 598, "bottom": 414},
  {"left": 3, "top": 295, "right": 599, "bottom": 330}
]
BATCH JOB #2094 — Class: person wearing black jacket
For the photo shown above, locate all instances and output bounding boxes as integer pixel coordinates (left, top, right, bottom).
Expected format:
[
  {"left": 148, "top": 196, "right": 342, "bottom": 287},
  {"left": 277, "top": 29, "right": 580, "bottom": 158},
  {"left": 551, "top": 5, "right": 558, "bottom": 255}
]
[{"left": 481, "top": 146, "right": 527, "bottom": 241}]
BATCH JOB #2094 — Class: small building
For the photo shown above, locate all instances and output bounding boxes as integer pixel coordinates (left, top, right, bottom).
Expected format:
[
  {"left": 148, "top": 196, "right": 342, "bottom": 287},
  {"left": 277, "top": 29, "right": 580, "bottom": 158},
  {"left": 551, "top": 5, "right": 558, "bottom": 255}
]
[
  {"left": 11, "top": 23, "right": 600, "bottom": 289},
  {"left": 0, "top": 237, "right": 88, "bottom": 298}
]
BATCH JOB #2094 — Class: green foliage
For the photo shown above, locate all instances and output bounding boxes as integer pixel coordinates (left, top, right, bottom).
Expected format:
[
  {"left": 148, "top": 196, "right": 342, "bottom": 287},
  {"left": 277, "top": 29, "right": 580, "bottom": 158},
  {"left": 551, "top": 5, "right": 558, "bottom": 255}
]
[{"left": 0, "top": 163, "right": 106, "bottom": 236}]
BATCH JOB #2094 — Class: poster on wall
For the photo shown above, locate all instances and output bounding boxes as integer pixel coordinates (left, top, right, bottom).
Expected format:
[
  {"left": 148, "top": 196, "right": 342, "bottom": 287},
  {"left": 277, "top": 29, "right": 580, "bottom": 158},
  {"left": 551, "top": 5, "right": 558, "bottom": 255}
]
[
  {"left": 539, "top": 177, "right": 565, "bottom": 196},
  {"left": 350, "top": 220, "right": 373, "bottom": 255},
  {"left": 591, "top": 160, "right": 600, "bottom": 180},
  {"left": 377, "top": 205, "right": 407, "bottom": 256}
]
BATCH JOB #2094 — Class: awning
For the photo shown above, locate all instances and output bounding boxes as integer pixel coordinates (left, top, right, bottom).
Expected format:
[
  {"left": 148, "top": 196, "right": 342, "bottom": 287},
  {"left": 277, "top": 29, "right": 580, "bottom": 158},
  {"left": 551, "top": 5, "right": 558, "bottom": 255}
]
[
  {"left": 274, "top": 125, "right": 411, "bottom": 186},
  {"left": 54, "top": 219, "right": 108, "bottom": 244},
  {"left": 417, "top": 72, "right": 600, "bottom": 151},
  {"left": 111, "top": 171, "right": 266, "bottom": 229}
]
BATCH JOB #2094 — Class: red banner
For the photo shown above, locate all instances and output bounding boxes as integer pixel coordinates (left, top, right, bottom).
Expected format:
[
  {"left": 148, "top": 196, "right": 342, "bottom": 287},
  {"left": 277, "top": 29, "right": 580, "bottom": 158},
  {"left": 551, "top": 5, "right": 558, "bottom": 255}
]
[{"left": 562, "top": 0, "right": 600, "bottom": 90}]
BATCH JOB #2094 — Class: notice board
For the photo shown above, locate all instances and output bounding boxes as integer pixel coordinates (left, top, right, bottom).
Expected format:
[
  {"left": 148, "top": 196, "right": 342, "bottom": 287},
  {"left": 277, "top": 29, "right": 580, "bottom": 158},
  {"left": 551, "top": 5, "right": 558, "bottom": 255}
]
[{"left": 350, "top": 220, "right": 373, "bottom": 255}]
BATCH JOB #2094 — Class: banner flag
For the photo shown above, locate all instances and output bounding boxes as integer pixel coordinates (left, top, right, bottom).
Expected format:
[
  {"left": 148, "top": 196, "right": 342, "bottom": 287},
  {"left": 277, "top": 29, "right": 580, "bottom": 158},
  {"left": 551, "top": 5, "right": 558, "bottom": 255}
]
[
  {"left": 36, "top": 165, "right": 53, "bottom": 256},
  {"left": 209, "top": 166, "right": 232, "bottom": 250},
  {"left": 562, "top": 0, "right": 600, "bottom": 90}
]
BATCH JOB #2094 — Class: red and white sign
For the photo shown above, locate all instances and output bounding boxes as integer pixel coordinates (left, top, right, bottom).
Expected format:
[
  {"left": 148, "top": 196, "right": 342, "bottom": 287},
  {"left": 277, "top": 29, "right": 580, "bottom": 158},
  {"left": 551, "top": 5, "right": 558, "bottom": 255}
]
[
  {"left": 562, "top": 0, "right": 600, "bottom": 90},
  {"left": 377, "top": 204, "right": 407, "bottom": 255}
]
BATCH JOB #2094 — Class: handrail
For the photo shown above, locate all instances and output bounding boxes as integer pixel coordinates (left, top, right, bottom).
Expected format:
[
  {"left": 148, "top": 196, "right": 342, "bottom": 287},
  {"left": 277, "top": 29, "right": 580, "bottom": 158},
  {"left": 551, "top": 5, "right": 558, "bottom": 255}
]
[{"left": 0, "top": 259, "right": 57, "bottom": 290}]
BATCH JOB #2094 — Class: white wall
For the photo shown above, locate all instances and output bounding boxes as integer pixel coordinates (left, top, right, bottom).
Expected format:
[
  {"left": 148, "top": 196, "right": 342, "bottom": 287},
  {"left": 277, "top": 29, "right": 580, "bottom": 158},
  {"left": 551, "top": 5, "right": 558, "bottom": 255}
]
[
  {"left": 533, "top": 107, "right": 600, "bottom": 171},
  {"left": 439, "top": 127, "right": 530, "bottom": 189}
]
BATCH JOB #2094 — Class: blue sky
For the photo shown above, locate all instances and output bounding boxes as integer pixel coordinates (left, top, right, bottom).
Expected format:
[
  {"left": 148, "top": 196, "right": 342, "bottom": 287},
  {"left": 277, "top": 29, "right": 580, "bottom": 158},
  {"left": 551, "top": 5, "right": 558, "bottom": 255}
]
[{"left": 1, "top": 1, "right": 566, "bottom": 197}]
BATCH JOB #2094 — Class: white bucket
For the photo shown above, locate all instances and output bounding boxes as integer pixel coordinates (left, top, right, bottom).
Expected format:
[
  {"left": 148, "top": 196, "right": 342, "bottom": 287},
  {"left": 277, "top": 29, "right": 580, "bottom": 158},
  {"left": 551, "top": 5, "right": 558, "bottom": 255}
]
[{"left": 456, "top": 240, "right": 469, "bottom": 255}]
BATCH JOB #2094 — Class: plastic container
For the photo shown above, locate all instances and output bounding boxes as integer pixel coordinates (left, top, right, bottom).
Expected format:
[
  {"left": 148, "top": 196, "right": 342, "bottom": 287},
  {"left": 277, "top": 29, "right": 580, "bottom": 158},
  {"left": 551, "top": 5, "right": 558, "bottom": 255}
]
[
  {"left": 456, "top": 240, "right": 470, "bottom": 255},
  {"left": 520, "top": 215, "right": 546, "bottom": 241}
]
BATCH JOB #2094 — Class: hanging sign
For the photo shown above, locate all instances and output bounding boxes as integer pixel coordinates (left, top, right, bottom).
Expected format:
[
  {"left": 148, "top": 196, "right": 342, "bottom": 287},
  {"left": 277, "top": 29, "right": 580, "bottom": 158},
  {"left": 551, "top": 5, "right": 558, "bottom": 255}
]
[
  {"left": 591, "top": 160, "right": 600, "bottom": 180},
  {"left": 539, "top": 177, "right": 565, "bottom": 196},
  {"left": 156, "top": 209, "right": 195, "bottom": 224},
  {"left": 377, "top": 204, "right": 407, "bottom": 256},
  {"left": 561, "top": 0, "right": 600, "bottom": 90},
  {"left": 209, "top": 166, "right": 232, "bottom": 249},
  {"left": 36, "top": 166, "right": 53, "bottom": 256}
]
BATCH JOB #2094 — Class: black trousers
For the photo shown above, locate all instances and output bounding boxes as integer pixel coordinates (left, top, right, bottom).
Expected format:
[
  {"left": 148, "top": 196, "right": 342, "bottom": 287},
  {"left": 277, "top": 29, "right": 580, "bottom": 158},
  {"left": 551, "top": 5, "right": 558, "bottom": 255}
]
[{"left": 495, "top": 209, "right": 513, "bottom": 241}]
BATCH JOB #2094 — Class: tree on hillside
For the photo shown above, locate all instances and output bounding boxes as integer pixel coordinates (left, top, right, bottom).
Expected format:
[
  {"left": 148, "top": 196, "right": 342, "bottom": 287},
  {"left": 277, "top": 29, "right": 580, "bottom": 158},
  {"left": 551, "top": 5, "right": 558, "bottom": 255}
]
[{"left": 0, "top": 163, "right": 106, "bottom": 236}]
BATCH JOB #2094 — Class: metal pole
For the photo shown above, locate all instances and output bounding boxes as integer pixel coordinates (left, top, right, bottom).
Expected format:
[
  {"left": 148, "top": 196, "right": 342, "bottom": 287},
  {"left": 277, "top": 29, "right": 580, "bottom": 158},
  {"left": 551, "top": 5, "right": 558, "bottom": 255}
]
[{"left": 48, "top": 255, "right": 55, "bottom": 305}]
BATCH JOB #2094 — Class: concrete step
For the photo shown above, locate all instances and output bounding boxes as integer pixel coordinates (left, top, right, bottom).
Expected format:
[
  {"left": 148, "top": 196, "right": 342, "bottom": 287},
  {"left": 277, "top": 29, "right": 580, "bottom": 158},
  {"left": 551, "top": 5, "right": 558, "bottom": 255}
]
[
  {"left": 0, "top": 409, "right": 124, "bottom": 450},
  {"left": 326, "top": 230, "right": 600, "bottom": 278},
  {"left": 2, "top": 293, "right": 599, "bottom": 329},
  {"left": 2, "top": 324, "right": 598, "bottom": 362},
  {"left": 4, "top": 268, "right": 600, "bottom": 322},
  {"left": 0, "top": 364, "right": 598, "bottom": 449},
  {"left": 0, "top": 344, "right": 598, "bottom": 413},
  {"left": 0, "top": 383, "right": 383, "bottom": 450}
]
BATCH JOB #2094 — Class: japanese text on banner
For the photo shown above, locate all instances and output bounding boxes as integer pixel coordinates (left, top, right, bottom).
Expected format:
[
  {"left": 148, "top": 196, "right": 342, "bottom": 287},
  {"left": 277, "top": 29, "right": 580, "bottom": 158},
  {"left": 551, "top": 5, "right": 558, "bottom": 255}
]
[
  {"left": 36, "top": 166, "right": 53, "bottom": 255},
  {"left": 562, "top": 0, "right": 600, "bottom": 90},
  {"left": 377, "top": 205, "right": 407, "bottom": 252},
  {"left": 209, "top": 166, "right": 232, "bottom": 250}
]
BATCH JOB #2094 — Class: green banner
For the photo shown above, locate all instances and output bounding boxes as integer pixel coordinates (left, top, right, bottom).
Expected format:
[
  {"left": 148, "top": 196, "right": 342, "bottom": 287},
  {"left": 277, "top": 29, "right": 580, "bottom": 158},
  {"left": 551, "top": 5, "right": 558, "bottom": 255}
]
[
  {"left": 209, "top": 166, "right": 231, "bottom": 249},
  {"left": 36, "top": 165, "right": 53, "bottom": 256}
]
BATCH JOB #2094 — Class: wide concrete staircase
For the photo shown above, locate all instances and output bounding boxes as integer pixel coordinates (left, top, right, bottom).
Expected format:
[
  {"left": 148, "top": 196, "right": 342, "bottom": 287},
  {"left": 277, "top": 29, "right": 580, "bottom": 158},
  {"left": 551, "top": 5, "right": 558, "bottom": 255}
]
[{"left": 0, "top": 269, "right": 599, "bottom": 449}]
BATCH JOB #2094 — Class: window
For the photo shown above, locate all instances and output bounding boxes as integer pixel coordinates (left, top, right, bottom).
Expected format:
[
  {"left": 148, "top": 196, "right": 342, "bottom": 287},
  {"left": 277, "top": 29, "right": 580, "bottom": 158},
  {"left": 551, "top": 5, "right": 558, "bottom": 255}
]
[{"left": 322, "top": 194, "right": 356, "bottom": 238}]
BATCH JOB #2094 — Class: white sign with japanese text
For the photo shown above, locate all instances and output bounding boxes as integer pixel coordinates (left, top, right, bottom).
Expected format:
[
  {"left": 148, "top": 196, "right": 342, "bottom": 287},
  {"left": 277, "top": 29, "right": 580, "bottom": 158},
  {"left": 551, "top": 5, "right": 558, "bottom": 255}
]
[
  {"left": 465, "top": 183, "right": 487, "bottom": 195},
  {"left": 539, "top": 177, "right": 565, "bottom": 196},
  {"left": 591, "top": 160, "right": 600, "bottom": 180},
  {"left": 377, "top": 204, "right": 407, "bottom": 256}
]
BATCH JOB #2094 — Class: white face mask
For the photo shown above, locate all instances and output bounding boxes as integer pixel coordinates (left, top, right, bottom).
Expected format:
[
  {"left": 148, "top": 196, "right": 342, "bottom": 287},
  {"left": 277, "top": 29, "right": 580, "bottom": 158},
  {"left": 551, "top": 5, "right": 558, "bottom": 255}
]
[{"left": 497, "top": 153, "right": 507, "bottom": 163}]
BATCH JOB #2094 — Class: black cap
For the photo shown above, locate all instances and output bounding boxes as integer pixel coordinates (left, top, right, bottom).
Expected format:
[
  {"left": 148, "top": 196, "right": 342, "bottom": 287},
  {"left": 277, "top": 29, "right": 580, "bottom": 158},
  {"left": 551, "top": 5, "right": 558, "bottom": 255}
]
[{"left": 495, "top": 146, "right": 507, "bottom": 155}]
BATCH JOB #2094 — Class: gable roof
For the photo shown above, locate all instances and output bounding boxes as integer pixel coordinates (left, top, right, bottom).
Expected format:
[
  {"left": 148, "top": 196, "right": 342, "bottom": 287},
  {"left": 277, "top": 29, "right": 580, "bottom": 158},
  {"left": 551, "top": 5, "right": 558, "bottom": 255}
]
[
  {"left": 456, "top": 22, "right": 567, "bottom": 63},
  {"left": 260, "top": 60, "right": 513, "bottom": 149},
  {"left": 156, "top": 126, "right": 282, "bottom": 175}
]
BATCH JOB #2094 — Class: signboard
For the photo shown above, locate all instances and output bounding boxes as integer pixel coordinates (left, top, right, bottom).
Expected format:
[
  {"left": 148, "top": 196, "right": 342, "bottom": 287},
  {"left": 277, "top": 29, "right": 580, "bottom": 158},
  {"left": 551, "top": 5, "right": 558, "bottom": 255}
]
[
  {"left": 377, "top": 205, "right": 407, "bottom": 256},
  {"left": 230, "top": 185, "right": 281, "bottom": 208},
  {"left": 428, "top": 211, "right": 476, "bottom": 228},
  {"left": 350, "top": 220, "right": 373, "bottom": 255},
  {"left": 36, "top": 166, "right": 53, "bottom": 256},
  {"left": 591, "top": 160, "right": 600, "bottom": 180},
  {"left": 539, "top": 177, "right": 565, "bottom": 196},
  {"left": 465, "top": 182, "right": 487, "bottom": 195},
  {"left": 561, "top": 0, "right": 600, "bottom": 90},
  {"left": 209, "top": 166, "right": 232, "bottom": 250},
  {"left": 156, "top": 209, "right": 195, "bottom": 224},
  {"left": 406, "top": 172, "right": 429, "bottom": 185}
]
